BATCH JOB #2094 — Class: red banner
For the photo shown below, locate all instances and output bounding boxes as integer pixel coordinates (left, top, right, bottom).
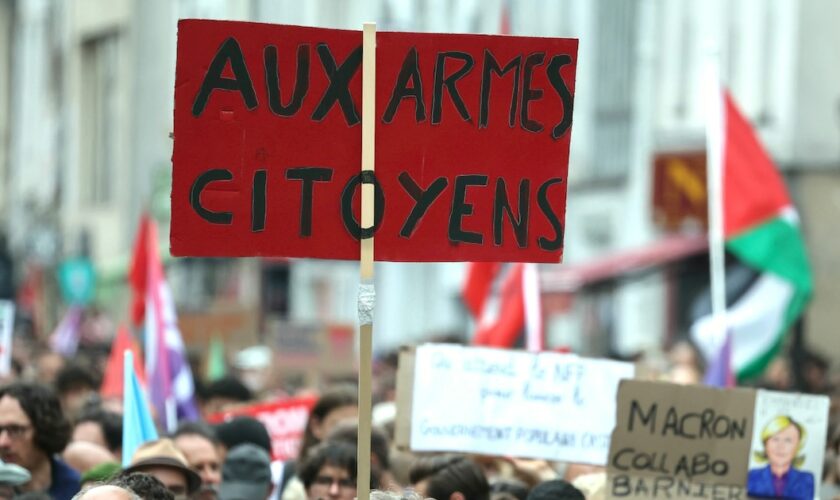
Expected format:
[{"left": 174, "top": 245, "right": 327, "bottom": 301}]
[
  {"left": 172, "top": 20, "right": 577, "bottom": 262},
  {"left": 206, "top": 395, "right": 316, "bottom": 462}
]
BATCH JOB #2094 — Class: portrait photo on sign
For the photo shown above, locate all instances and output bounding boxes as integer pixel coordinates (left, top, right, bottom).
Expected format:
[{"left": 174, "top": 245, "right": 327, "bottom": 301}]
[{"left": 746, "top": 389, "right": 829, "bottom": 500}]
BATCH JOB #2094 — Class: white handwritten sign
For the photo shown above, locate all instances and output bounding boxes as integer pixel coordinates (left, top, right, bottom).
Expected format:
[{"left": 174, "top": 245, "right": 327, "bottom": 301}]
[{"left": 409, "top": 344, "right": 634, "bottom": 464}]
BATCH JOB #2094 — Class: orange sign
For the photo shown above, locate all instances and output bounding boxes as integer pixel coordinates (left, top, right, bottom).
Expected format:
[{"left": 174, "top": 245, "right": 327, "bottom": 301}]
[{"left": 652, "top": 151, "right": 707, "bottom": 232}]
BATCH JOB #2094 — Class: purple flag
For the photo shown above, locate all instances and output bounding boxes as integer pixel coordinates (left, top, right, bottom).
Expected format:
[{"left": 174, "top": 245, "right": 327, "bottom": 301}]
[
  {"left": 703, "top": 331, "right": 735, "bottom": 388},
  {"left": 140, "top": 218, "right": 198, "bottom": 431},
  {"left": 49, "top": 306, "right": 84, "bottom": 356}
]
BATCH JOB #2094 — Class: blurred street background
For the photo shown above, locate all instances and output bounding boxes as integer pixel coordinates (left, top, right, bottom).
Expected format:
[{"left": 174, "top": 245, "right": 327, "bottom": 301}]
[{"left": 1, "top": 0, "right": 839, "bottom": 392}]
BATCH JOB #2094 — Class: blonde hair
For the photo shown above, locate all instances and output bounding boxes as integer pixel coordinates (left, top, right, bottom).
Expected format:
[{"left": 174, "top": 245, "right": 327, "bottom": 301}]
[{"left": 753, "top": 415, "right": 807, "bottom": 468}]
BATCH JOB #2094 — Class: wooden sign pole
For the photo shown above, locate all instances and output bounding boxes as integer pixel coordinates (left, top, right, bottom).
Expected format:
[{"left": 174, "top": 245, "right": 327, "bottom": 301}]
[{"left": 357, "top": 21, "right": 376, "bottom": 500}]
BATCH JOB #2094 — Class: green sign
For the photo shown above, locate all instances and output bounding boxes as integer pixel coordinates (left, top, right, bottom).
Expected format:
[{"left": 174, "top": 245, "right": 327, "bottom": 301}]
[{"left": 58, "top": 258, "right": 96, "bottom": 305}]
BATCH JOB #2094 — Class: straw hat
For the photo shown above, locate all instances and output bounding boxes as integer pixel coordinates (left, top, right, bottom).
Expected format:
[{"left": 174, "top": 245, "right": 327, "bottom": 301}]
[{"left": 124, "top": 438, "right": 202, "bottom": 494}]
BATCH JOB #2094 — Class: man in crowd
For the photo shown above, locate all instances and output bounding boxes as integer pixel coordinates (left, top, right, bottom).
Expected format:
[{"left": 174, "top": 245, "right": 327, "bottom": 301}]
[
  {"left": 124, "top": 438, "right": 201, "bottom": 499},
  {"left": 110, "top": 472, "right": 175, "bottom": 500},
  {"left": 71, "top": 405, "right": 122, "bottom": 458},
  {"left": 172, "top": 422, "right": 224, "bottom": 497},
  {"left": 0, "top": 382, "right": 80, "bottom": 499},
  {"left": 299, "top": 441, "right": 365, "bottom": 500}
]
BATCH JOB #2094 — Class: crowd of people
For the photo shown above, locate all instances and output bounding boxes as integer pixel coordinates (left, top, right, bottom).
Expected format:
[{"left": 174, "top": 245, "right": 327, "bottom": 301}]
[{"left": 0, "top": 329, "right": 838, "bottom": 499}]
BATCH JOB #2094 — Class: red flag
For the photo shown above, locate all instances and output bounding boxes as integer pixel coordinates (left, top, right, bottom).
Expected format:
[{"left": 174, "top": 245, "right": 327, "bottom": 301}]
[
  {"left": 462, "top": 263, "right": 501, "bottom": 318},
  {"left": 129, "top": 215, "right": 152, "bottom": 327},
  {"left": 465, "top": 263, "right": 525, "bottom": 348},
  {"left": 101, "top": 325, "right": 145, "bottom": 399},
  {"left": 722, "top": 91, "right": 791, "bottom": 238},
  {"left": 499, "top": 0, "right": 511, "bottom": 35}
]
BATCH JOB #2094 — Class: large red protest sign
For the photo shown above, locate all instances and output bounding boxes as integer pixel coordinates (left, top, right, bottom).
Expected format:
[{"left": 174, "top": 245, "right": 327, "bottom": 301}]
[{"left": 172, "top": 20, "right": 577, "bottom": 262}]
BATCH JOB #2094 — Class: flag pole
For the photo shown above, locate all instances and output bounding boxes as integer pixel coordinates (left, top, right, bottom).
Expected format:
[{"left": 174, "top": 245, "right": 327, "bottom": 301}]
[
  {"left": 705, "top": 56, "right": 727, "bottom": 354},
  {"left": 357, "top": 21, "right": 376, "bottom": 500}
]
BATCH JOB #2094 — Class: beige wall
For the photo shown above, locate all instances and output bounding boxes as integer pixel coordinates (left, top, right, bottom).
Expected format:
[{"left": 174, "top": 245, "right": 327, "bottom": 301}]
[{"left": 797, "top": 172, "right": 840, "bottom": 363}]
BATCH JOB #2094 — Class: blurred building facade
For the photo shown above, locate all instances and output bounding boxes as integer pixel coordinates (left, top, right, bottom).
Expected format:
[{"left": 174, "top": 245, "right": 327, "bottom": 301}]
[{"left": 1, "top": 0, "right": 838, "bottom": 364}]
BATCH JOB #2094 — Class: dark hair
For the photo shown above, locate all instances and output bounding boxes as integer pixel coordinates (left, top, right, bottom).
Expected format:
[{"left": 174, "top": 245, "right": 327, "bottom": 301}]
[
  {"left": 75, "top": 407, "right": 123, "bottom": 453},
  {"left": 299, "top": 441, "right": 378, "bottom": 490},
  {"left": 172, "top": 421, "right": 220, "bottom": 444},
  {"left": 214, "top": 416, "right": 271, "bottom": 455},
  {"left": 0, "top": 383, "right": 71, "bottom": 454},
  {"left": 526, "top": 479, "right": 585, "bottom": 500},
  {"left": 172, "top": 422, "right": 221, "bottom": 444},
  {"left": 11, "top": 493, "right": 52, "bottom": 500},
  {"left": 327, "top": 420, "right": 391, "bottom": 470},
  {"left": 491, "top": 479, "right": 529, "bottom": 500},
  {"left": 409, "top": 455, "right": 489, "bottom": 500},
  {"left": 298, "top": 385, "right": 358, "bottom": 460},
  {"left": 55, "top": 364, "right": 99, "bottom": 395},
  {"left": 204, "top": 376, "right": 252, "bottom": 402},
  {"left": 110, "top": 472, "right": 175, "bottom": 500}
]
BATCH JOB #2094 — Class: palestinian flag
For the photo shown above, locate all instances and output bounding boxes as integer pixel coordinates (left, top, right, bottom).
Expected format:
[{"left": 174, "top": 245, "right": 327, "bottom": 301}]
[{"left": 691, "top": 89, "right": 813, "bottom": 381}]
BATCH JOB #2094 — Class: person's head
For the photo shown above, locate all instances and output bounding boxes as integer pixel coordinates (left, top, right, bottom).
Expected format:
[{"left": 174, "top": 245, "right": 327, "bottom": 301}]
[
  {"left": 802, "top": 352, "right": 830, "bottom": 392},
  {"left": 70, "top": 484, "right": 140, "bottom": 500},
  {"left": 55, "top": 364, "right": 99, "bottom": 418},
  {"left": 172, "top": 422, "right": 223, "bottom": 488},
  {"left": 62, "top": 440, "right": 116, "bottom": 475},
  {"left": 110, "top": 472, "right": 175, "bottom": 500},
  {"left": 79, "top": 461, "right": 121, "bottom": 489},
  {"left": 764, "top": 356, "right": 793, "bottom": 390},
  {"left": 526, "top": 479, "right": 585, "bottom": 500},
  {"left": 299, "top": 385, "right": 359, "bottom": 460},
  {"left": 73, "top": 407, "right": 122, "bottom": 456},
  {"left": 218, "top": 443, "right": 272, "bottom": 500},
  {"left": 124, "top": 438, "right": 202, "bottom": 499},
  {"left": 0, "top": 383, "right": 71, "bottom": 472},
  {"left": 201, "top": 376, "right": 253, "bottom": 417},
  {"left": 34, "top": 352, "right": 65, "bottom": 386},
  {"left": 327, "top": 421, "right": 393, "bottom": 488},
  {"left": 489, "top": 479, "right": 529, "bottom": 500},
  {"left": 409, "top": 455, "right": 490, "bottom": 500},
  {"left": 213, "top": 416, "right": 272, "bottom": 456},
  {"left": 300, "top": 441, "right": 367, "bottom": 500},
  {"left": 755, "top": 415, "right": 806, "bottom": 472}
]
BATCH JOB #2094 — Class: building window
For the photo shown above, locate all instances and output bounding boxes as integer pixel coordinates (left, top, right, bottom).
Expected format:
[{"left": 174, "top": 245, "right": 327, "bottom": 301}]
[{"left": 80, "top": 33, "right": 118, "bottom": 205}]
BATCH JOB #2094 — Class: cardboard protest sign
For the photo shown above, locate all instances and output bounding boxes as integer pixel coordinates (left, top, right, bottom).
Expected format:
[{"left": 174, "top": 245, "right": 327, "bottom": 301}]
[
  {"left": 607, "top": 380, "right": 755, "bottom": 499},
  {"left": 172, "top": 20, "right": 577, "bottom": 262},
  {"left": 606, "top": 381, "right": 830, "bottom": 500},
  {"left": 746, "top": 390, "right": 829, "bottom": 500},
  {"left": 206, "top": 395, "right": 316, "bottom": 461},
  {"left": 399, "top": 344, "right": 633, "bottom": 464}
]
